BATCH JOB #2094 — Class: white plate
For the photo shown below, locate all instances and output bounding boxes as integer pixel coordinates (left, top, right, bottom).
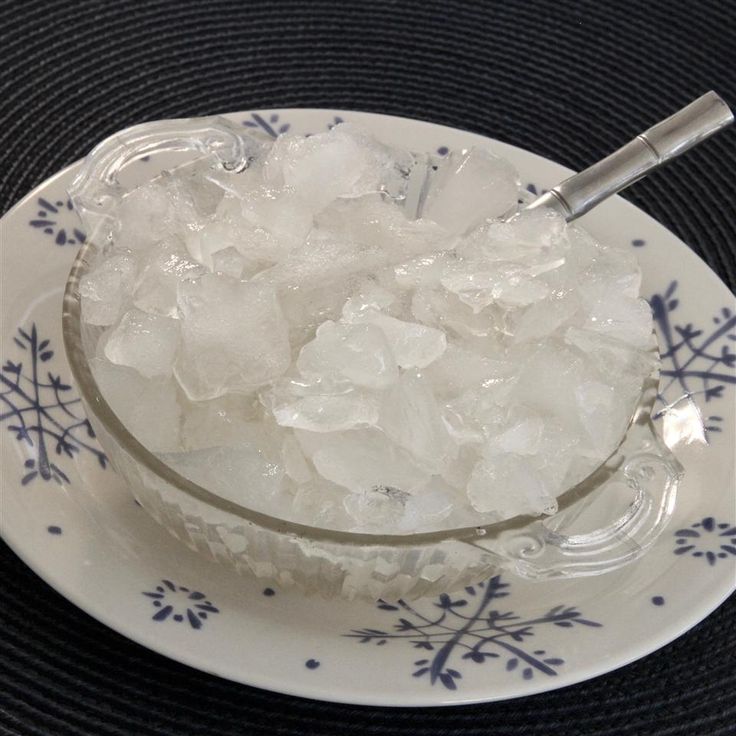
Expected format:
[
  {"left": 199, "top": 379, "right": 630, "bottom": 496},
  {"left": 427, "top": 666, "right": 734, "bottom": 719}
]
[{"left": 1, "top": 109, "right": 734, "bottom": 707}]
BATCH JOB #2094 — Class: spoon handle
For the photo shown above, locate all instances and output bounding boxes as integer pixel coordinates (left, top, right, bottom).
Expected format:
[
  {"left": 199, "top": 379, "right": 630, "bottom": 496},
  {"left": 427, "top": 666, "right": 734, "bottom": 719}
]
[{"left": 526, "top": 91, "right": 734, "bottom": 221}]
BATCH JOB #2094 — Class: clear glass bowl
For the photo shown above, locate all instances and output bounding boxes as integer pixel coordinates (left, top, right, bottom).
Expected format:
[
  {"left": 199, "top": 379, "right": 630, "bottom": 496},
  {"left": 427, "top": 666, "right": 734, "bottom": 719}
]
[{"left": 61, "top": 117, "right": 683, "bottom": 600}]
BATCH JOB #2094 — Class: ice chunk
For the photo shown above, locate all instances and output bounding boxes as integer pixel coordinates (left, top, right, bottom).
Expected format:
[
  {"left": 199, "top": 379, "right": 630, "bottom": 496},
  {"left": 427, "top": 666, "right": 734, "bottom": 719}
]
[
  {"left": 399, "top": 479, "right": 455, "bottom": 531},
  {"left": 410, "top": 287, "right": 503, "bottom": 341},
  {"left": 394, "top": 251, "right": 456, "bottom": 290},
  {"left": 485, "top": 414, "right": 545, "bottom": 456},
  {"left": 344, "top": 485, "right": 409, "bottom": 530},
  {"left": 379, "top": 372, "right": 456, "bottom": 473},
  {"left": 574, "top": 380, "right": 621, "bottom": 456},
  {"left": 510, "top": 293, "right": 579, "bottom": 343},
  {"left": 423, "top": 343, "right": 512, "bottom": 397},
  {"left": 115, "top": 182, "right": 179, "bottom": 251},
  {"left": 307, "top": 429, "right": 430, "bottom": 494},
  {"left": 340, "top": 278, "right": 397, "bottom": 319},
  {"left": 175, "top": 274, "right": 291, "bottom": 400},
  {"left": 344, "top": 308, "right": 446, "bottom": 369},
  {"left": 281, "top": 434, "right": 313, "bottom": 484},
  {"left": 315, "top": 195, "right": 446, "bottom": 264},
  {"left": 181, "top": 393, "right": 262, "bottom": 450},
  {"left": 510, "top": 343, "right": 587, "bottom": 432},
  {"left": 104, "top": 308, "right": 179, "bottom": 378},
  {"left": 423, "top": 147, "right": 520, "bottom": 233},
  {"left": 115, "top": 170, "right": 215, "bottom": 252},
  {"left": 580, "top": 286, "right": 653, "bottom": 348},
  {"left": 467, "top": 453, "right": 557, "bottom": 518},
  {"left": 441, "top": 261, "right": 550, "bottom": 312},
  {"left": 278, "top": 280, "right": 355, "bottom": 346},
  {"left": 134, "top": 238, "right": 207, "bottom": 318},
  {"left": 265, "top": 377, "right": 380, "bottom": 432},
  {"left": 90, "top": 358, "right": 181, "bottom": 452},
  {"left": 290, "top": 479, "right": 350, "bottom": 528},
  {"left": 79, "top": 249, "right": 137, "bottom": 326},
  {"left": 211, "top": 247, "right": 247, "bottom": 278},
  {"left": 161, "top": 442, "right": 285, "bottom": 508},
  {"left": 297, "top": 321, "right": 398, "bottom": 389},
  {"left": 263, "top": 124, "right": 412, "bottom": 210}
]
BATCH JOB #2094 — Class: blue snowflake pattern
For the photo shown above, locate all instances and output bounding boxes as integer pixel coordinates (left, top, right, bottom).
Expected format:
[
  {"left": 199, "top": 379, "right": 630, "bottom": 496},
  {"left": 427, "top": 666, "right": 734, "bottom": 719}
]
[
  {"left": 650, "top": 281, "right": 735, "bottom": 435},
  {"left": 28, "top": 197, "right": 85, "bottom": 246},
  {"left": 673, "top": 517, "right": 736, "bottom": 566},
  {"left": 142, "top": 580, "right": 220, "bottom": 629},
  {"left": 345, "top": 575, "right": 601, "bottom": 690},
  {"left": 242, "top": 112, "right": 291, "bottom": 138},
  {"left": 1, "top": 325, "right": 107, "bottom": 484}
]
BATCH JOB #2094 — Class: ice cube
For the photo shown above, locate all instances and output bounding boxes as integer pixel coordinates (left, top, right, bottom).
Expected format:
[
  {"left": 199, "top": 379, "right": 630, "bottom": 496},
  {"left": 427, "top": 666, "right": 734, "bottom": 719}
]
[
  {"left": 211, "top": 246, "right": 247, "bottom": 278},
  {"left": 263, "top": 124, "right": 412, "bottom": 211},
  {"left": 308, "top": 428, "right": 430, "bottom": 494},
  {"left": 133, "top": 238, "right": 207, "bottom": 318},
  {"left": 399, "top": 478, "right": 455, "bottom": 531},
  {"left": 510, "top": 342, "right": 587, "bottom": 431},
  {"left": 574, "top": 380, "right": 621, "bottom": 456},
  {"left": 581, "top": 289, "right": 653, "bottom": 348},
  {"left": 423, "top": 342, "right": 512, "bottom": 397},
  {"left": 296, "top": 320, "right": 398, "bottom": 389},
  {"left": 466, "top": 453, "right": 557, "bottom": 518},
  {"left": 79, "top": 249, "right": 137, "bottom": 326},
  {"left": 510, "top": 293, "right": 579, "bottom": 343},
  {"left": 379, "top": 371, "right": 457, "bottom": 473},
  {"left": 278, "top": 280, "right": 355, "bottom": 346},
  {"left": 181, "top": 393, "right": 262, "bottom": 450},
  {"left": 161, "top": 442, "right": 285, "bottom": 509},
  {"left": 175, "top": 274, "right": 291, "bottom": 400},
  {"left": 340, "top": 278, "right": 397, "bottom": 319},
  {"left": 423, "top": 147, "right": 520, "bottom": 233},
  {"left": 281, "top": 434, "right": 313, "bottom": 484},
  {"left": 103, "top": 308, "right": 179, "bottom": 379},
  {"left": 115, "top": 181, "right": 178, "bottom": 251},
  {"left": 315, "top": 195, "right": 446, "bottom": 264},
  {"left": 343, "top": 308, "right": 447, "bottom": 369},
  {"left": 394, "top": 251, "right": 456, "bottom": 290},
  {"left": 343, "top": 485, "right": 409, "bottom": 531},
  {"left": 90, "top": 358, "right": 181, "bottom": 452},
  {"left": 484, "top": 414, "right": 545, "bottom": 456},
  {"left": 441, "top": 261, "right": 550, "bottom": 312},
  {"left": 290, "top": 479, "right": 350, "bottom": 528},
  {"left": 115, "top": 170, "right": 215, "bottom": 253},
  {"left": 265, "top": 377, "right": 380, "bottom": 432}
]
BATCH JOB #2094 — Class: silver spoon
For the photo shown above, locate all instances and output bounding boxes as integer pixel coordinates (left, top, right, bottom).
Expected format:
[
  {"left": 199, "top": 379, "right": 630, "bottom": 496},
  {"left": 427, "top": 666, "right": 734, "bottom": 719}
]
[
  {"left": 408, "top": 91, "right": 732, "bottom": 221},
  {"left": 524, "top": 90, "right": 733, "bottom": 221}
]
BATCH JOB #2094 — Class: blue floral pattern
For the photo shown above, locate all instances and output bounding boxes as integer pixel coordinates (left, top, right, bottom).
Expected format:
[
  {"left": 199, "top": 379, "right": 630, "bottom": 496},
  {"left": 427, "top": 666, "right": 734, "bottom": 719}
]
[
  {"left": 28, "top": 197, "right": 85, "bottom": 246},
  {"left": 651, "top": 280, "right": 735, "bottom": 436},
  {"left": 345, "top": 576, "right": 601, "bottom": 690},
  {"left": 242, "top": 112, "right": 291, "bottom": 138},
  {"left": 1, "top": 325, "right": 107, "bottom": 484},
  {"left": 142, "top": 579, "right": 220, "bottom": 629},
  {"left": 674, "top": 517, "right": 736, "bottom": 566}
]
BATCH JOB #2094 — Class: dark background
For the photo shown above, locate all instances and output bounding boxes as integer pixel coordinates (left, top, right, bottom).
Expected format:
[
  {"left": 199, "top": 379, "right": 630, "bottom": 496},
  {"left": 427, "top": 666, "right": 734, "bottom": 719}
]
[{"left": 1, "top": 1, "right": 734, "bottom": 734}]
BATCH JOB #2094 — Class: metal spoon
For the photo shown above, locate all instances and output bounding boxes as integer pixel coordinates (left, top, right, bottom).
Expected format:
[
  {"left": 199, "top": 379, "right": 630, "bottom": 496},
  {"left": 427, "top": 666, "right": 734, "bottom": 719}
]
[
  {"left": 524, "top": 90, "right": 733, "bottom": 221},
  {"left": 408, "top": 91, "right": 732, "bottom": 222}
]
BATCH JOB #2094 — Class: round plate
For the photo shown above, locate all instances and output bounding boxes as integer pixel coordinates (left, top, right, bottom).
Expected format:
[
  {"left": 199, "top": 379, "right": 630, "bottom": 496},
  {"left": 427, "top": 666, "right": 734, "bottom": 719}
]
[{"left": 1, "top": 109, "right": 734, "bottom": 707}]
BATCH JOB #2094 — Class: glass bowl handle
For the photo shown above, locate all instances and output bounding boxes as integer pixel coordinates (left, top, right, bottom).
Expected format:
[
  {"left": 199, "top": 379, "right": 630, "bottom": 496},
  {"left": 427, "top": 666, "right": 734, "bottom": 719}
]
[
  {"left": 472, "top": 419, "right": 682, "bottom": 578},
  {"left": 68, "top": 116, "right": 253, "bottom": 244}
]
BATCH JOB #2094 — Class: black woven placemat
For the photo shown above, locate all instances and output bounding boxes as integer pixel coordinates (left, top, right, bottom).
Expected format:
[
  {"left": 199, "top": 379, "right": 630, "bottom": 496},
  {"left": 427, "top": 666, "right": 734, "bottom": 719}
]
[{"left": 1, "top": 1, "right": 735, "bottom": 734}]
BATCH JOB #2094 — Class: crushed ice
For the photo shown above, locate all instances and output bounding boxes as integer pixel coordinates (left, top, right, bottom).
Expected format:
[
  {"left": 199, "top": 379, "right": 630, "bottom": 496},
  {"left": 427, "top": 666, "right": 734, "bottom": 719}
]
[{"left": 81, "top": 123, "right": 655, "bottom": 533}]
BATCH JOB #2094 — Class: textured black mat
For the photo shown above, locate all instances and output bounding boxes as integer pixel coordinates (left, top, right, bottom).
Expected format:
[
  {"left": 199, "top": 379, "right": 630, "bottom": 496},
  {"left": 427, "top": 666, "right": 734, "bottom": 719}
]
[{"left": 1, "top": 1, "right": 735, "bottom": 734}]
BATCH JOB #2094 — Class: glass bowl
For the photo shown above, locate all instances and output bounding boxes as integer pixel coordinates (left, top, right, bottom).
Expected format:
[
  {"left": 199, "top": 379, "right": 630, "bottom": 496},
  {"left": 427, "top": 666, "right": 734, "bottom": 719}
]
[{"left": 61, "top": 117, "right": 682, "bottom": 600}]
